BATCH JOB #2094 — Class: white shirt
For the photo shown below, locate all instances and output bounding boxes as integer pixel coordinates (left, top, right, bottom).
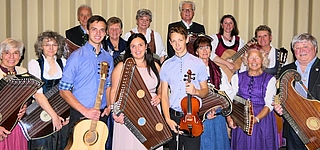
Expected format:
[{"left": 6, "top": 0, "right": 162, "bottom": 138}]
[
  {"left": 206, "top": 66, "right": 234, "bottom": 100},
  {"left": 28, "top": 55, "right": 66, "bottom": 93},
  {"left": 230, "top": 73, "right": 276, "bottom": 111},
  {"left": 123, "top": 27, "right": 167, "bottom": 58},
  {"left": 209, "top": 34, "right": 245, "bottom": 60}
]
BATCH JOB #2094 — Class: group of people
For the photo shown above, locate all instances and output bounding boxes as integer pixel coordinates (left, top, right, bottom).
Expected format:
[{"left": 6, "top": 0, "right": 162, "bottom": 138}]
[{"left": 0, "top": 1, "right": 319, "bottom": 150}]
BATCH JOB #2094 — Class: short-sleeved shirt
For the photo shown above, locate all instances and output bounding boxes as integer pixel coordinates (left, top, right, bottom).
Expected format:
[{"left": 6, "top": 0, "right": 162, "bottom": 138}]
[
  {"left": 160, "top": 52, "right": 207, "bottom": 112},
  {"left": 59, "top": 42, "right": 114, "bottom": 109}
]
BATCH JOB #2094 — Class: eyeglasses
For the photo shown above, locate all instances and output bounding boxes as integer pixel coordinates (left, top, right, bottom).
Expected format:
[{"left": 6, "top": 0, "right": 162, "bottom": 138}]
[
  {"left": 198, "top": 46, "right": 210, "bottom": 50},
  {"left": 43, "top": 44, "right": 58, "bottom": 47},
  {"left": 181, "top": 9, "right": 194, "bottom": 12}
]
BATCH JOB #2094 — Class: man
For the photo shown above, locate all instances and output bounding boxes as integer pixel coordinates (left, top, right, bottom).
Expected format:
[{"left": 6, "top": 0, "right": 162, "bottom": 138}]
[
  {"left": 274, "top": 33, "right": 320, "bottom": 150},
  {"left": 65, "top": 4, "right": 92, "bottom": 46},
  {"left": 59, "top": 15, "right": 114, "bottom": 149},
  {"left": 161, "top": 26, "right": 208, "bottom": 150},
  {"left": 240, "top": 25, "right": 287, "bottom": 77},
  {"left": 167, "top": 1, "right": 206, "bottom": 58}
]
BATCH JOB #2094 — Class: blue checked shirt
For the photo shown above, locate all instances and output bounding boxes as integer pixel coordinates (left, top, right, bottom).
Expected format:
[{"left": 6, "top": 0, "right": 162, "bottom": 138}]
[{"left": 59, "top": 42, "right": 113, "bottom": 109}]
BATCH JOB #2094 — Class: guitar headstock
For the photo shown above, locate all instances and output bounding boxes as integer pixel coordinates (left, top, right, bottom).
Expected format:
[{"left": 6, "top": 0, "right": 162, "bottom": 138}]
[
  {"left": 245, "top": 37, "right": 258, "bottom": 48},
  {"left": 100, "top": 62, "right": 109, "bottom": 79},
  {"left": 273, "top": 94, "right": 281, "bottom": 105},
  {"left": 184, "top": 69, "right": 195, "bottom": 83},
  {"left": 278, "top": 47, "right": 288, "bottom": 64}
]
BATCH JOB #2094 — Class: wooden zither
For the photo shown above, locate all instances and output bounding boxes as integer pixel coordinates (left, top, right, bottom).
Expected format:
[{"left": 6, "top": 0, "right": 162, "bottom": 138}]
[
  {"left": 113, "top": 58, "right": 172, "bottom": 150},
  {"left": 19, "top": 84, "right": 70, "bottom": 140},
  {"left": 199, "top": 83, "right": 232, "bottom": 121},
  {"left": 230, "top": 95, "right": 254, "bottom": 135},
  {"left": 0, "top": 73, "right": 43, "bottom": 131},
  {"left": 276, "top": 69, "right": 320, "bottom": 150}
]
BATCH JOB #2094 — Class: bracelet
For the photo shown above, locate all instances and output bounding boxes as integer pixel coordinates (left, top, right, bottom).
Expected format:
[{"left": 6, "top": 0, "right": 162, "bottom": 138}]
[{"left": 255, "top": 117, "right": 260, "bottom": 123}]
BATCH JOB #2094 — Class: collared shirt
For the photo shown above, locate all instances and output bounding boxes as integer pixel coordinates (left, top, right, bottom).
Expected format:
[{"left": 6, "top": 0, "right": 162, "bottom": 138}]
[
  {"left": 59, "top": 42, "right": 114, "bottom": 109},
  {"left": 294, "top": 57, "right": 317, "bottom": 97},
  {"left": 80, "top": 25, "right": 87, "bottom": 34},
  {"left": 160, "top": 52, "right": 207, "bottom": 111},
  {"left": 181, "top": 20, "right": 193, "bottom": 29},
  {"left": 123, "top": 27, "right": 167, "bottom": 58}
]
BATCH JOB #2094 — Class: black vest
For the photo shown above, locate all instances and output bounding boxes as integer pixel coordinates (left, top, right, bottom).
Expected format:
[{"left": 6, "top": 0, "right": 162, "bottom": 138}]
[{"left": 37, "top": 57, "right": 63, "bottom": 93}]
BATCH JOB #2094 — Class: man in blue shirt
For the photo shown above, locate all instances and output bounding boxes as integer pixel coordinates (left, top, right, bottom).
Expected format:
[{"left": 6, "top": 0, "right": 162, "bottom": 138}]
[
  {"left": 59, "top": 15, "right": 114, "bottom": 149},
  {"left": 160, "top": 26, "right": 208, "bottom": 150}
]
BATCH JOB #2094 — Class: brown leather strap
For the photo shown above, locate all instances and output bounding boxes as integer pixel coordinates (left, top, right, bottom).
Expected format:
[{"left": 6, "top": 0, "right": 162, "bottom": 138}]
[{"left": 149, "top": 30, "right": 156, "bottom": 53}]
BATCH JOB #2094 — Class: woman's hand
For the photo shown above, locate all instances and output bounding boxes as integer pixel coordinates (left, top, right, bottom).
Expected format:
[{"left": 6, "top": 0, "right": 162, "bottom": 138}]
[
  {"left": 226, "top": 116, "right": 237, "bottom": 129},
  {"left": 113, "top": 113, "right": 124, "bottom": 124},
  {"left": 0, "top": 126, "right": 10, "bottom": 141},
  {"left": 17, "top": 104, "right": 27, "bottom": 120},
  {"left": 51, "top": 115, "right": 64, "bottom": 132},
  {"left": 151, "top": 95, "right": 161, "bottom": 106},
  {"left": 206, "top": 108, "right": 217, "bottom": 120}
]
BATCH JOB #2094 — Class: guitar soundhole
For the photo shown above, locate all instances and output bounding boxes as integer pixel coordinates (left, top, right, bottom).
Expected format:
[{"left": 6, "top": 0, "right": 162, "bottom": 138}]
[{"left": 84, "top": 130, "right": 98, "bottom": 146}]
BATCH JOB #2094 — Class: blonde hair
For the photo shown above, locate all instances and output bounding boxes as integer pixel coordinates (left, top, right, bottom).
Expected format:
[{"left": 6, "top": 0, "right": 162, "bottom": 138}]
[{"left": 242, "top": 44, "right": 270, "bottom": 71}]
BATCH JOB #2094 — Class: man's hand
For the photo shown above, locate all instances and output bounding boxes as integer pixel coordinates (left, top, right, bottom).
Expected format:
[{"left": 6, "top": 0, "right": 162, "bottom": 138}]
[
  {"left": 82, "top": 108, "right": 101, "bottom": 121},
  {"left": 101, "top": 106, "right": 111, "bottom": 117}
]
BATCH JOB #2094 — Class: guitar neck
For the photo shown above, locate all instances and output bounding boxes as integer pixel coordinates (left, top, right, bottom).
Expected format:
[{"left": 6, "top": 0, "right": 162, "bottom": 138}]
[
  {"left": 230, "top": 43, "right": 250, "bottom": 62},
  {"left": 91, "top": 62, "right": 108, "bottom": 131}
]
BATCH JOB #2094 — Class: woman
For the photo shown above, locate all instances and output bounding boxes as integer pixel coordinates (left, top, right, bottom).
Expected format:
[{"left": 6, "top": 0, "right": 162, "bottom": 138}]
[
  {"left": 227, "top": 44, "right": 278, "bottom": 149},
  {"left": 103, "top": 15, "right": 126, "bottom": 150},
  {"left": 28, "top": 31, "right": 68, "bottom": 150},
  {"left": 123, "top": 8, "right": 167, "bottom": 63},
  {"left": 193, "top": 36, "right": 233, "bottom": 150},
  {"left": 111, "top": 33, "right": 162, "bottom": 150},
  {"left": 104, "top": 16, "right": 126, "bottom": 62},
  {"left": 210, "top": 14, "right": 245, "bottom": 71},
  {"left": 0, "top": 38, "right": 28, "bottom": 150}
]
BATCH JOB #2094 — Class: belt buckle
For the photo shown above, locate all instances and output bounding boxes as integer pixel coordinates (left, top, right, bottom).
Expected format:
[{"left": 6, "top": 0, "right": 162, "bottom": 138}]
[{"left": 175, "top": 110, "right": 179, "bottom": 116}]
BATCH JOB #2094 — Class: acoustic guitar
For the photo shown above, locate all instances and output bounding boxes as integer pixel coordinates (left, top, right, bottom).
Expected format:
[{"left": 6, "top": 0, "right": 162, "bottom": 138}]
[
  {"left": 216, "top": 37, "right": 257, "bottom": 82},
  {"left": 65, "top": 62, "right": 109, "bottom": 150}
]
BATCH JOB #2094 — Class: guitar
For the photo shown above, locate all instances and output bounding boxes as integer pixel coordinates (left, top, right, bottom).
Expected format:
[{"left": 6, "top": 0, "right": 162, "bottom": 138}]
[
  {"left": 66, "top": 62, "right": 109, "bottom": 150},
  {"left": 275, "top": 47, "right": 288, "bottom": 79},
  {"left": 19, "top": 84, "right": 70, "bottom": 140},
  {"left": 216, "top": 37, "right": 257, "bottom": 81}
]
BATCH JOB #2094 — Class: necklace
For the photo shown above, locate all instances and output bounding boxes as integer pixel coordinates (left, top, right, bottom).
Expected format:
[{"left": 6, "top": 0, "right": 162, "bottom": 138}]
[{"left": 223, "top": 35, "right": 232, "bottom": 42}]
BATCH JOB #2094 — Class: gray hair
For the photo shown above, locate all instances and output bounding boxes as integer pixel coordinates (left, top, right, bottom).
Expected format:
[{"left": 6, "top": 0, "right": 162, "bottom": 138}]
[
  {"left": 136, "top": 9, "right": 152, "bottom": 22},
  {"left": 291, "top": 33, "right": 318, "bottom": 53},
  {"left": 242, "top": 44, "right": 270, "bottom": 71},
  {"left": 0, "top": 38, "right": 24, "bottom": 58},
  {"left": 179, "top": 1, "right": 196, "bottom": 12},
  {"left": 77, "top": 4, "right": 92, "bottom": 16},
  {"left": 34, "top": 30, "right": 66, "bottom": 59}
]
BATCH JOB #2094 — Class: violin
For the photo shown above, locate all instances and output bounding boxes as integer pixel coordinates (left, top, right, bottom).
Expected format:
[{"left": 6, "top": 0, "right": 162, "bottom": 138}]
[{"left": 179, "top": 70, "right": 204, "bottom": 137}]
